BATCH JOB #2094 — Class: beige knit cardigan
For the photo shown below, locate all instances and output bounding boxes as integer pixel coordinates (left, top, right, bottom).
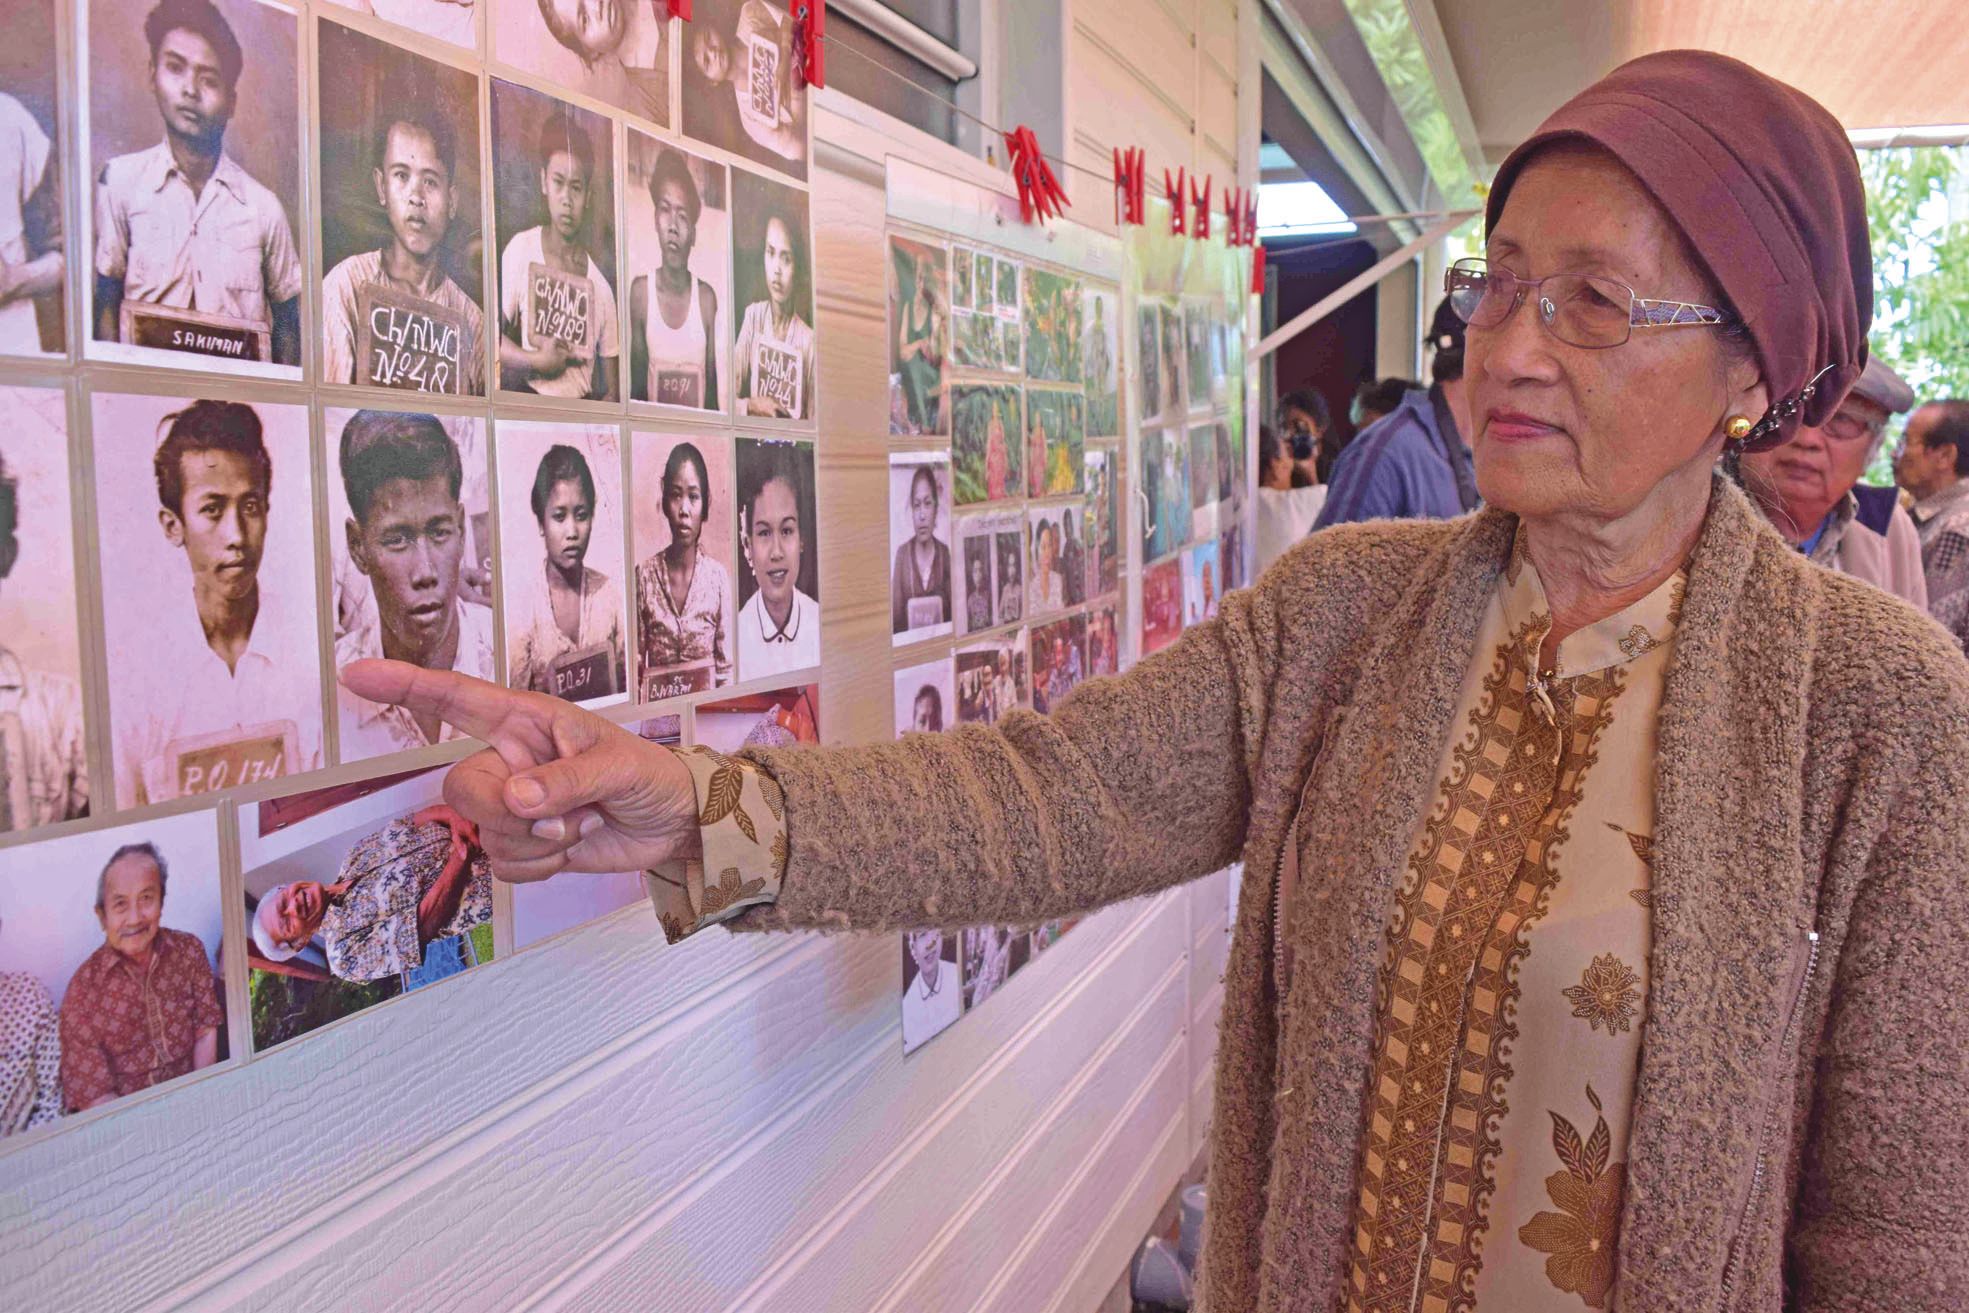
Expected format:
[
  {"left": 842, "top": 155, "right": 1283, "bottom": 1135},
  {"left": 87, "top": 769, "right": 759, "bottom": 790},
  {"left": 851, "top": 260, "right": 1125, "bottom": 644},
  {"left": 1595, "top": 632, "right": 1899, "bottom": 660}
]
[{"left": 734, "top": 480, "right": 1969, "bottom": 1312}]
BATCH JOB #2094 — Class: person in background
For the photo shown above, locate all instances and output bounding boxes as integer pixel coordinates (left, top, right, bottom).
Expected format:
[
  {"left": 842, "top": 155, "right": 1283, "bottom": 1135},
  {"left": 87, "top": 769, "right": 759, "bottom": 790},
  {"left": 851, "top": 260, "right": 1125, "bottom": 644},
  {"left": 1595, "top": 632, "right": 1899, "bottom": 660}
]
[
  {"left": 1739, "top": 356, "right": 1925, "bottom": 607},
  {"left": 1315, "top": 297, "right": 1478, "bottom": 527},
  {"left": 251, "top": 803, "right": 489, "bottom": 983},
  {"left": 0, "top": 447, "right": 89, "bottom": 833},
  {"left": 59, "top": 843, "right": 221, "bottom": 1112},
  {"left": 0, "top": 906, "right": 62, "bottom": 1136},
  {"left": 1254, "top": 424, "right": 1325, "bottom": 573},
  {"left": 1276, "top": 388, "right": 1327, "bottom": 487},
  {"left": 1895, "top": 398, "right": 1969, "bottom": 653},
  {"left": 1350, "top": 376, "right": 1417, "bottom": 435}
]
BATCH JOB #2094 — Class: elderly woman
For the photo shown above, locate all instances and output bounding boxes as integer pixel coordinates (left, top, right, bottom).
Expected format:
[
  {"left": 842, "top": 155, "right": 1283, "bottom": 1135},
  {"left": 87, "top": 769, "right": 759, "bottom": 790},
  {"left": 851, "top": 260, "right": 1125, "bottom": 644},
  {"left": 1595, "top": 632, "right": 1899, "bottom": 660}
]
[{"left": 346, "top": 53, "right": 1969, "bottom": 1312}]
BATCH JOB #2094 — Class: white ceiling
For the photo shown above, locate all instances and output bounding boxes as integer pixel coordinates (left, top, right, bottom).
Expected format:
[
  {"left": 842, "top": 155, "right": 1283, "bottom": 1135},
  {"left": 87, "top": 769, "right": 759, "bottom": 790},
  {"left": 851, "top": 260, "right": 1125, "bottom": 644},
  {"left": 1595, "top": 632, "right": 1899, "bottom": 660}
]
[{"left": 1432, "top": 0, "right": 1969, "bottom": 165}]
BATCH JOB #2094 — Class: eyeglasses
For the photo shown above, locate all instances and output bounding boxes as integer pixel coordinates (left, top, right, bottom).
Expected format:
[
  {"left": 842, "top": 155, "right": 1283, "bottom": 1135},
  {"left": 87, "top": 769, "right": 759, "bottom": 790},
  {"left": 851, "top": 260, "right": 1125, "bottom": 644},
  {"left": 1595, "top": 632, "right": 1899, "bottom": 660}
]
[
  {"left": 1445, "top": 257, "right": 1737, "bottom": 350},
  {"left": 1818, "top": 409, "right": 1883, "bottom": 445}
]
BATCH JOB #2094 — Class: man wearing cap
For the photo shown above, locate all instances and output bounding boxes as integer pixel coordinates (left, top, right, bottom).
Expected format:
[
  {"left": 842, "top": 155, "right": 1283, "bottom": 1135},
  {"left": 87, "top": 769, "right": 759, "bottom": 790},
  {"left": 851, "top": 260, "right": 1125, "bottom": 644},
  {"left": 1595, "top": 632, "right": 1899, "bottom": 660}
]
[
  {"left": 1739, "top": 355, "right": 1926, "bottom": 607},
  {"left": 1314, "top": 296, "right": 1478, "bottom": 527},
  {"left": 250, "top": 803, "right": 490, "bottom": 983}
]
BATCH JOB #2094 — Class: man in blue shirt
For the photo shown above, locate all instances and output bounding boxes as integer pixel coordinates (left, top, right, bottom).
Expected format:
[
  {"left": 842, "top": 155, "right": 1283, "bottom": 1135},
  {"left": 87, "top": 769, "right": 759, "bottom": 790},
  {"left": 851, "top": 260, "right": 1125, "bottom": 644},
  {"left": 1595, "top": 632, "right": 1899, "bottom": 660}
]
[{"left": 1316, "top": 297, "right": 1478, "bottom": 527}]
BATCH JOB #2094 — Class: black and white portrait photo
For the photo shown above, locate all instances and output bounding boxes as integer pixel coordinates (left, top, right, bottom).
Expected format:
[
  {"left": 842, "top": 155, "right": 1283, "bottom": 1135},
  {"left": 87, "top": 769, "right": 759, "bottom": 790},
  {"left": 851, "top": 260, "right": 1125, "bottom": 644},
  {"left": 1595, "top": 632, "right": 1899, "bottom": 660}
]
[
  {"left": 626, "top": 132, "right": 730, "bottom": 414},
  {"left": 90, "top": 391, "right": 323, "bottom": 810},
  {"left": 492, "top": 80, "right": 619, "bottom": 401},
  {"left": 0, "top": 387, "right": 89, "bottom": 833},
  {"left": 733, "top": 438, "right": 819, "bottom": 682},
  {"left": 889, "top": 452, "right": 952, "bottom": 646},
  {"left": 318, "top": 21, "right": 486, "bottom": 396},
  {"left": 731, "top": 167, "right": 814, "bottom": 424},
  {"left": 327, "top": 407, "right": 496, "bottom": 764},
  {"left": 323, "top": 0, "right": 478, "bottom": 50},
  {"left": 0, "top": 0, "right": 66, "bottom": 359},
  {"left": 492, "top": 0, "right": 668, "bottom": 126},
  {"left": 84, "top": 0, "right": 303, "bottom": 376},
  {"left": 494, "top": 421, "right": 627, "bottom": 707},
  {"left": 682, "top": 0, "right": 807, "bottom": 180}
]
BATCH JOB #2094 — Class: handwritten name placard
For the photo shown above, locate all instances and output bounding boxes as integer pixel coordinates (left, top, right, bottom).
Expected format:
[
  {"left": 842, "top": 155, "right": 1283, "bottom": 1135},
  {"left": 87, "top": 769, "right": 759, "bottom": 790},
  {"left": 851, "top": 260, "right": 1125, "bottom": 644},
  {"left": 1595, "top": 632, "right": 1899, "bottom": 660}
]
[
  {"left": 752, "top": 336, "right": 802, "bottom": 417},
  {"left": 121, "top": 302, "right": 270, "bottom": 362},
  {"left": 528, "top": 262, "right": 592, "bottom": 351},
  {"left": 746, "top": 33, "right": 780, "bottom": 125},
  {"left": 549, "top": 643, "right": 616, "bottom": 702},
  {"left": 357, "top": 283, "right": 466, "bottom": 394},
  {"left": 642, "top": 662, "right": 712, "bottom": 702},
  {"left": 140, "top": 720, "right": 298, "bottom": 804},
  {"left": 656, "top": 367, "right": 702, "bottom": 409}
]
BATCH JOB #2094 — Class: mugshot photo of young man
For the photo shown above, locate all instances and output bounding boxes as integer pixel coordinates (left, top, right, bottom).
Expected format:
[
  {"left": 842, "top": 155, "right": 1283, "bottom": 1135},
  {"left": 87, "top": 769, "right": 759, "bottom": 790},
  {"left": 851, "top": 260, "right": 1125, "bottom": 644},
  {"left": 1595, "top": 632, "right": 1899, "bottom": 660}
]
[
  {"left": 331, "top": 408, "right": 496, "bottom": 763},
  {"left": 0, "top": 388, "right": 89, "bottom": 834},
  {"left": 0, "top": 0, "right": 66, "bottom": 359},
  {"left": 682, "top": 0, "right": 806, "bottom": 181},
  {"left": 492, "top": 83, "right": 618, "bottom": 402},
  {"left": 86, "top": 0, "right": 302, "bottom": 373},
  {"left": 319, "top": 21, "right": 485, "bottom": 396},
  {"left": 91, "top": 393, "right": 324, "bottom": 811},
  {"left": 626, "top": 134, "right": 728, "bottom": 413}
]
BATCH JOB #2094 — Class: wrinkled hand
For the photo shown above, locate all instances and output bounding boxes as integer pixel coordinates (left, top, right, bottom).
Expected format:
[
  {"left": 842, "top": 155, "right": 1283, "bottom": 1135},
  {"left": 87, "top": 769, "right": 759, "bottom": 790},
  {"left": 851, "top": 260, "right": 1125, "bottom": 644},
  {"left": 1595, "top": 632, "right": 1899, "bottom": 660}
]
[
  {"left": 412, "top": 802, "right": 479, "bottom": 854},
  {"left": 340, "top": 660, "right": 701, "bottom": 882}
]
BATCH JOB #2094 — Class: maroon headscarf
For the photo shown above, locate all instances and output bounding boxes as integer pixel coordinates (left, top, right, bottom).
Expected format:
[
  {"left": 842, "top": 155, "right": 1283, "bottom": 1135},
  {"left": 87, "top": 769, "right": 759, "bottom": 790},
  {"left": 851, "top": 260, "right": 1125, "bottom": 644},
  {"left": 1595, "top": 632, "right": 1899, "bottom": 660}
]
[{"left": 1485, "top": 50, "right": 1871, "bottom": 449}]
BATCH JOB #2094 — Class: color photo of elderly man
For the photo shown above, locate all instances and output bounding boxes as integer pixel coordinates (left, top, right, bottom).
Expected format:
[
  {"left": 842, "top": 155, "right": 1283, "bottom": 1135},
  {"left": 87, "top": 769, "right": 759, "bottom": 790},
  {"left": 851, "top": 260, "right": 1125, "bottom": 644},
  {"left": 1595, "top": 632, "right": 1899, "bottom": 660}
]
[
  {"left": 0, "top": 809, "right": 227, "bottom": 1134},
  {"left": 85, "top": 0, "right": 303, "bottom": 375},
  {"left": 243, "top": 767, "right": 495, "bottom": 1052}
]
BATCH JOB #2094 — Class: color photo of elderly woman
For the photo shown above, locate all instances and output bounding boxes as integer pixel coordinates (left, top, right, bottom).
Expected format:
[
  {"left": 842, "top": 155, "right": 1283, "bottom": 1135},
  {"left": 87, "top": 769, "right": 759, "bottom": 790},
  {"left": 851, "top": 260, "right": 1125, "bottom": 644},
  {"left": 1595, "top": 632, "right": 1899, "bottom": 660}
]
[
  {"left": 340, "top": 53, "right": 1969, "bottom": 1313},
  {"left": 496, "top": 422, "right": 627, "bottom": 707}
]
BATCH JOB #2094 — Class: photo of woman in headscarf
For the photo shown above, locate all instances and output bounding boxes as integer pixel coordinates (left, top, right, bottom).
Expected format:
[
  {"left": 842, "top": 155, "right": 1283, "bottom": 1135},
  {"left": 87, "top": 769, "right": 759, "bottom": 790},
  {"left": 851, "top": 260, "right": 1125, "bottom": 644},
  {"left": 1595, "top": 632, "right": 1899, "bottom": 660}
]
[{"left": 506, "top": 440, "right": 626, "bottom": 703}]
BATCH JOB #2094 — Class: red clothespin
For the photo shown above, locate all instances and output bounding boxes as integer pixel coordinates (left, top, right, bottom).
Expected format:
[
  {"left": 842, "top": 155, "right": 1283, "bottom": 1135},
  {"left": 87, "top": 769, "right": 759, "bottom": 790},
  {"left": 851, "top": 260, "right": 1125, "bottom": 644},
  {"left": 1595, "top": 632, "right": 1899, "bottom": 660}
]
[
  {"left": 1005, "top": 126, "right": 1071, "bottom": 226},
  {"left": 1164, "top": 168, "right": 1187, "bottom": 237},
  {"left": 1251, "top": 243, "right": 1267, "bottom": 295},
  {"left": 665, "top": 0, "right": 691, "bottom": 20},
  {"left": 1245, "top": 192, "right": 1258, "bottom": 247},
  {"left": 1223, "top": 186, "right": 1246, "bottom": 245},
  {"left": 1191, "top": 174, "right": 1212, "bottom": 240},
  {"left": 1113, "top": 146, "right": 1146, "bottom": 227},
  {"left": 793, "top": 1, "right": 825, "bottom": 89}
]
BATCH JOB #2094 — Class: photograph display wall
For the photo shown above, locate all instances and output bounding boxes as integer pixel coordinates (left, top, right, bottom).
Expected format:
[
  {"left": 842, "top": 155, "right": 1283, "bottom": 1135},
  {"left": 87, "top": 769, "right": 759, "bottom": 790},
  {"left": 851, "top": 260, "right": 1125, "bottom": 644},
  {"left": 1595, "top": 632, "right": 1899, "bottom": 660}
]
[
  {"left": 0, "top": 0, "right": 823, "bottom": 1151},
  {"left": 882, "top": 212, "right": 1147, "bottom": 1055}
]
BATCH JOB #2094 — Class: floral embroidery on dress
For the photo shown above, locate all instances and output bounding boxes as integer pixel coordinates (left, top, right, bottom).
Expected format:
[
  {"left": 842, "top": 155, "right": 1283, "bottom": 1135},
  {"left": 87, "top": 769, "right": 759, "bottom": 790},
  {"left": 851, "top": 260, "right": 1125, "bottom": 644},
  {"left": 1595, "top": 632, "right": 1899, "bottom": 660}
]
[
  {"left": 702, "top": 867, "right": 766, "bottom": 915},
  {"left": 1563, "top": 954, "right": 1642, "bottom": 1033},
  {"left": 1615, "top": 624, "right": 1661, "bottom": 660},
  {"left": 1518, "top": 1085, "right": 1625, "bottom": 1309}
]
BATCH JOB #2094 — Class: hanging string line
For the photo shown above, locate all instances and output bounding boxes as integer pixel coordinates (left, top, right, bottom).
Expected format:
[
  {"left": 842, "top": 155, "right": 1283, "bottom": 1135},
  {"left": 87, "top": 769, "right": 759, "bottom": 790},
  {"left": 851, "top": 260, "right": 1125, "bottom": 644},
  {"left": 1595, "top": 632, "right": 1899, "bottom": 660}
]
[{"left": 814, "top": 26, "right": 1474, "bottom": 230}]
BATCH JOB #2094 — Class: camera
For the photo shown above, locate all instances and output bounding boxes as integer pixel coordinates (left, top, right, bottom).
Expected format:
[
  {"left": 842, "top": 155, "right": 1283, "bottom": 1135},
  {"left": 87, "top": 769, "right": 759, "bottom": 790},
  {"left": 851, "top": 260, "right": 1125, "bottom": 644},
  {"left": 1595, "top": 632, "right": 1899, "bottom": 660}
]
[{"left": 1290, "top": 431, "right": 1315, "bottom": 461}]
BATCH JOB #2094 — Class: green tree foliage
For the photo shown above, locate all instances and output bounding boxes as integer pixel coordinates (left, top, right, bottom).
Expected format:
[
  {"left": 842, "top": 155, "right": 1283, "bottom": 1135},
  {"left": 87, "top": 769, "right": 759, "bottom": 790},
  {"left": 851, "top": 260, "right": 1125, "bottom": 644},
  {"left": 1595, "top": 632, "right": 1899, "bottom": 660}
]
[{"left": 1862, "top": 146, "right": 1969, "bottom": 481}]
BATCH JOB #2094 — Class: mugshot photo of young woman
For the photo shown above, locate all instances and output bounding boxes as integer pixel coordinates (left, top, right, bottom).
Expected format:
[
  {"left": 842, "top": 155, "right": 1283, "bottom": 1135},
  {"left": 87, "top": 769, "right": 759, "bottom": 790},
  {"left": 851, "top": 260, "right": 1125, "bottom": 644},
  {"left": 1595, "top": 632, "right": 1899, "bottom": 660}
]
[
  {"left": 626, "top": 135, "right": 729, "bottom": 414},
  {"left": 633, "top": 432, "right": 734, "bottom": 700},
  {"left": 733, "top": 438, "right": 818, "bottom": 681},
  {"left": 496, "top": 423, "right": 626, "bottom": 707},
  {"left": 889, "top": 454, "right": 951, "bottom": 645},
  {"left": 731, "top": 168, "right": 813, "bottom": 424}
]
